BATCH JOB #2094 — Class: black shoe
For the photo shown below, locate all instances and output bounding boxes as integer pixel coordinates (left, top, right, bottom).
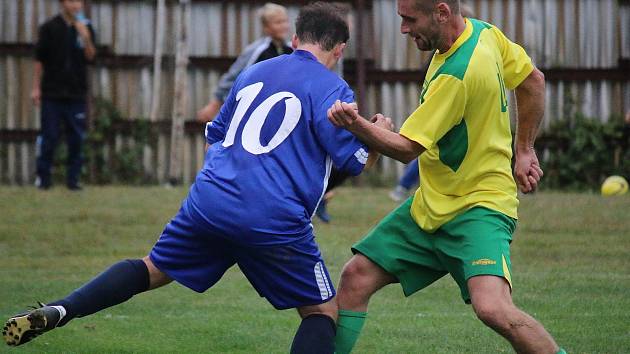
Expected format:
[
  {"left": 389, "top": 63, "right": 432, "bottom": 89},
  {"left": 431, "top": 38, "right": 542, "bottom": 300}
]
[
  {"left": 67, "top": 183, "right": 83, "bottom": 191},
  {"left": 3, "top": 303, "right": 61, "bottom": 346}
]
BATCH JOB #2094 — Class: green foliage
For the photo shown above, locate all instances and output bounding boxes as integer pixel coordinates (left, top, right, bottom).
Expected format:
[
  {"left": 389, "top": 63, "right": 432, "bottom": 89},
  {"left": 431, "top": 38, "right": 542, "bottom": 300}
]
[
  {"left": 542, "top": 114, "right": 630, "bottom": 191},
  {"left": 86, "top": 98, "right": 154, "bottom": 185}
]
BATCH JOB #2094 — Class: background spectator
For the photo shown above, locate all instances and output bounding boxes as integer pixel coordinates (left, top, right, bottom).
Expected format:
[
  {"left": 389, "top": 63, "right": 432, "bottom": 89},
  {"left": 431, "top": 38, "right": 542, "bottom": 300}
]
[
  {"left": 34, "top": 0, "right": 96, "bottom": 190},
  {"left": 196, "top": 3, "right": 292, "bottom": 122}
]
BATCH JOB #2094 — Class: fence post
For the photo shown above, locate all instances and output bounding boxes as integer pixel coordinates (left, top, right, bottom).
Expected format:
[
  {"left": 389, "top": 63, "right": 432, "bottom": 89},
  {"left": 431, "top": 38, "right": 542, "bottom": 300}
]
[{"left": 168, "top": 0, "right": 190, "bottom": 185}]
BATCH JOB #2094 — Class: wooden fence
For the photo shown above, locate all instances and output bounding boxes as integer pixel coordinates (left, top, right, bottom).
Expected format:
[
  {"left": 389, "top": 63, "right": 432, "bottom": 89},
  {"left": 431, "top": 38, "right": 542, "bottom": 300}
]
[{"left": 1, "top": 0, "right": 629, "bottom": 184}]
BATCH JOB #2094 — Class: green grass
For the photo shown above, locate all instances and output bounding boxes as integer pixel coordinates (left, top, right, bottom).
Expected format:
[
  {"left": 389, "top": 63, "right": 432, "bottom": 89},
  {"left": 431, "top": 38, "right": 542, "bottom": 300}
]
[{"left": 0, "top": 187, "right": 629, "bottom": 353}]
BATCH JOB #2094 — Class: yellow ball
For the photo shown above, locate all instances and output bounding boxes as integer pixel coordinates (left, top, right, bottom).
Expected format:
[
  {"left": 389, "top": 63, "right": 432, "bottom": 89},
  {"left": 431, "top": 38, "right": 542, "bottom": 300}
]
[{"left": 601, "top": 176, "right": 629, "bottom": 196}]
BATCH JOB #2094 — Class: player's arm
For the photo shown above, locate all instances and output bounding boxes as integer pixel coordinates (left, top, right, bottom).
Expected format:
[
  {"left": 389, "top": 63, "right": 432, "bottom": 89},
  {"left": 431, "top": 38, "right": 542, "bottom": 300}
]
[
  {"left": 74, "top": 22, "right": 96, "bottom": 61},
  {"left": 199, "top": 44, "right": 259, "bottom": 122},
  {"left": 31, "top": 61, "right": 43, "bottom": 106},
  {"left": 32, "top": 24, "right": 49, "bottom": 107},
  {"left": 328, "top": 102, "right": 425, "bottom": 164},
  {"left": 493, "top": 24, "right": 545, "bottom": 193},
  {"left": 331, "top": 74, "right": 465, "bottom": 164},
  {"left": 513, "top": 67, "right": 545, "bottom": 193},
  {"left": 204, "top": 79, "right": 240, "bottom": 150},
  {"left": 359, "top": 114, "right": 394, "bottom": 169}
]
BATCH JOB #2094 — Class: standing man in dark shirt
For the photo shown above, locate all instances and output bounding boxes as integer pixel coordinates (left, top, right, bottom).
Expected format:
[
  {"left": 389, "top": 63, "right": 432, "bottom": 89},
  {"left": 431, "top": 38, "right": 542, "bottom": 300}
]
[{"left": 33, "top": 0, "right": 96, "bottom": 190}]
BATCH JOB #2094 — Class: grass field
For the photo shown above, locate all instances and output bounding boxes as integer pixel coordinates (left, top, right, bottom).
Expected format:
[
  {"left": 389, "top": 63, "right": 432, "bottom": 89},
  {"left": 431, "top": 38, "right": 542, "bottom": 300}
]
[{"left": 0, "top": 186, "right": 629, "bottom": 353}]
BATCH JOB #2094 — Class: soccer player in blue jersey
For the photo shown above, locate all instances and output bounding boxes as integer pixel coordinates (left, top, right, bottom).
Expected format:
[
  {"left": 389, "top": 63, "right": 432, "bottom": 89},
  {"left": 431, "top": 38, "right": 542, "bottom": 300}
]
[{"left": 3, "top": 3, "right": 392, "bottom": 352}]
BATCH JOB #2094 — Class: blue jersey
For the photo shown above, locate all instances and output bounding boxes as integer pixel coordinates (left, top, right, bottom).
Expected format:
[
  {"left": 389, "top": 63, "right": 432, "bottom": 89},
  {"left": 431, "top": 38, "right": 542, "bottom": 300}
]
[{"left": 186, "top": 49, "right": 368, "bottom": 246}]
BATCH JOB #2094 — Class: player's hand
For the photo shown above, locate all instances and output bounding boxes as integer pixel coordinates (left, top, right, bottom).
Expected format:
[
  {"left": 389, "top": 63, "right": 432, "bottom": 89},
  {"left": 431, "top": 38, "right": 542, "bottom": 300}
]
[
  {"left": 328, "top": 100, "right": 361, "bottom": 128},
  {"left": 197, "top": 100, "right": 222, "bottom": 122},
  {"left": 31, "top": 87, "right": 41, "bottom": 106},
  {"left": 514, "top": 147, "right": 543, "bottom": 194},
  {"left": 74, "top": 21, "right": 91, "bottom": 40},
  {"left": 371, "top": 114, "right": 394, "bottom": 131}
]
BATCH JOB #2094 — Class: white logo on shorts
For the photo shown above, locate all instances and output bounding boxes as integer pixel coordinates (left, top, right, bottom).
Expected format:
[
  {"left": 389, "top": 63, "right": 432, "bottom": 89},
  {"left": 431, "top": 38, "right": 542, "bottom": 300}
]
[
  {"left": 314, "top": 261, "right": 332, "bottom": 300},
  {"left": 354, "top": 148, "right": 368, "bottom": 165}
]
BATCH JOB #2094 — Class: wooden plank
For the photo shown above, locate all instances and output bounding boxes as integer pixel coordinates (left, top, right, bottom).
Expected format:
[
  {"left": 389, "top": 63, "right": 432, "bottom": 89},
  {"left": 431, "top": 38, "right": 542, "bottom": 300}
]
[
  {"left": 143, "top": 144, "right": 153, "bottom": 181},
  {"left": 20, "top": 141, "right": 30, "bottom": 185},
  {"left": 183, "top": 134, "right": 192, "bottom": 183},
  {"left": 1, "top": 44, "right": 625, "bottom": 82},
  {"left": 0, "top": 141, "right": 4, "bottom": 183},
  {"left": 168, "top": 0, "right": 190, "bottom": 184},
  {"left": 150, "top": 0, "right": 166, "bottom": 122},
  {"left": 157, "top": 132, "right": 167, "bottom": 183},
  {"left": 0, "top": 58, "right": 6, "bottom": 129},
  {"left": 7, "top": 143, "right": 16, "bottom": 184},
  {"left": 6, "top": 57, "right": 17, "bottom": 130}
]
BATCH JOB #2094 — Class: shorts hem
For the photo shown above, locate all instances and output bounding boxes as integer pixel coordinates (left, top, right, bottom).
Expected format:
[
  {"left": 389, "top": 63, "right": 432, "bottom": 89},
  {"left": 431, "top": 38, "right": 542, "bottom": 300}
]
[
  {"left": 460, "top": 272, "right": 513, "bottom": 304},
  {"left": 465, "top": 271, "right": 512, "bottom": 290},
  {"left": 148, "top": 252, "right": 209, "bottom": 293},
  {"left": 351, "top": 246, "right": 407, "bottom": 294},
  {"left": 271, "top": 294, "right": 336, "bottom": 310}
]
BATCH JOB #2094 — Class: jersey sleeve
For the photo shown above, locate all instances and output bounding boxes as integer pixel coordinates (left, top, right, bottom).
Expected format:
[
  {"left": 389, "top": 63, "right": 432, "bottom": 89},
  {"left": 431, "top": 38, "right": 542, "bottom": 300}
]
[
  {"left": 213, "top": 41, "right": 261, "bottom": 102},
  {"left": 205, "top": 79, "right": 239, "bottom": 145},
  {"left": 491, "top": 26, "right": 534, "bottom": 90},
  {"left": 313, "top": 84, "right": 369, "bottom": 176},
  {"left": 399, "top": 75, "right": 466, "bottom": 150}
]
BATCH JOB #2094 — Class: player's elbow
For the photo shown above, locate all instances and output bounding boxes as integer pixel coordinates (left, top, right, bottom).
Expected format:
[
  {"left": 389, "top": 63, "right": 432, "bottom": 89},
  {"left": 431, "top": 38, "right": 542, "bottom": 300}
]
[
  {"left": 397, "top": 140, "right": 425, "bottom": 164},
  {"left": 520, "top": 68, "right": 545, "bottom": 93},
  {"left": 400, "top": 152, "right": 421, "bottom": 164},
  {"left": 532, "top": 68, "right": 545, "bottom": 89}
]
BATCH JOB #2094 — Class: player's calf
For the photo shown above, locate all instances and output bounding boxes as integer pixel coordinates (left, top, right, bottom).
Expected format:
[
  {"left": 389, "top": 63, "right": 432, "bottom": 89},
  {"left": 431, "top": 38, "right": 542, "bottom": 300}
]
[
  {"left": 3, "top": 258, "right": 167, "bottom": 346},
  {"left": 469, "top": 276, "right": 561, "bottom": 354},
  {"left": 335, "top": 255, "right": 396, "bottom": 354},
  {"left": 291, "top": 300, "right": 338, "bottom": 354},
  {"left": 337, "top": 254, "right": 396, "bottom": 311}
]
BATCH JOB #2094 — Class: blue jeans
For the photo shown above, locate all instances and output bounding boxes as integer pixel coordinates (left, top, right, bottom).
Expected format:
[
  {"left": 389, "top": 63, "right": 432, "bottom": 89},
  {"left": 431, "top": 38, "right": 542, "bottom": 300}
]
[
  {"left": 36, "top": 98, "right": 87, "bottom": 187},
  {"left": 398, "top": 159, "right": 419, "bottom": 190}
]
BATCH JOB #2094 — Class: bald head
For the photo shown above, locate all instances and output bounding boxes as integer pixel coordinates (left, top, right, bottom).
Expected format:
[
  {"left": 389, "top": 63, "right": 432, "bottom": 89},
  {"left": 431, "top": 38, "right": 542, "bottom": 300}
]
[{"left": 415, "top": 0, "right": 460, "bottom": 15}]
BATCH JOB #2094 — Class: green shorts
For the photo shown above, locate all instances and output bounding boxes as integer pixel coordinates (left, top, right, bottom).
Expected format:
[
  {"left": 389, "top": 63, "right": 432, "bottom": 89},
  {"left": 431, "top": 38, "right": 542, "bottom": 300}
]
[{"left": 352, "top": 198, "right": 517, "bottom": 303}]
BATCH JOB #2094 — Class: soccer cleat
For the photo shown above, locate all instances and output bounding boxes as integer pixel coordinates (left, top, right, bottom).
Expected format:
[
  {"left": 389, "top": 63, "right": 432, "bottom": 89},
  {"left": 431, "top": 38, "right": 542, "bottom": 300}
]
[{"left": 3, "top": 303, "right": 61, "bottom": 346}]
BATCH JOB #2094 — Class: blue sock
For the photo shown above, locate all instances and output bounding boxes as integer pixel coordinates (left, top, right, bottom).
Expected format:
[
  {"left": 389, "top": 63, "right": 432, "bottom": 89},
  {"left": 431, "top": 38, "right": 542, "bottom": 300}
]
[
  {"left": 290, "top": 314, "right": 336, "bottom": 354},
  {"left": 49, "top": 259, "right": 150, "bottom": 326}
]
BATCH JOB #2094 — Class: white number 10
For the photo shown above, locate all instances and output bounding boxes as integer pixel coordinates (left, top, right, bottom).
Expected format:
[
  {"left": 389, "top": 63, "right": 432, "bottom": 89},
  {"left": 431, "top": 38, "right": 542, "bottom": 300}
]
[{"left": 222, "top": 82, "right": 302, "bottom": 155}]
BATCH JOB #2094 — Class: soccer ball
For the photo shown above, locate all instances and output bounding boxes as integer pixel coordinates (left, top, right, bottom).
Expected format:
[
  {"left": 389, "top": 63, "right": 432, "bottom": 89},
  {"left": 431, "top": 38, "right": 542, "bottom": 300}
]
[{"left": 601, "top": 176, "right": 629, "bottom": 196}]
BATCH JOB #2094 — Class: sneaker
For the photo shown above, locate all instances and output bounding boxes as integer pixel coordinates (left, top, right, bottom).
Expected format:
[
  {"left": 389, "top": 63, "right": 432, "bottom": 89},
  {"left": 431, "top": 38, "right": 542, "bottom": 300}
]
[
  {"left": 389, "top": 186, "right": 409, "bottom": 202},
  {"left": 3, "top": 303, "right": 62, "bottom": 346},
  {"left": 315, "top": 201, "right": 331, "bottom": 223},
  {"left": 35, "top": 177, "right": 51, "bottom": 190}
]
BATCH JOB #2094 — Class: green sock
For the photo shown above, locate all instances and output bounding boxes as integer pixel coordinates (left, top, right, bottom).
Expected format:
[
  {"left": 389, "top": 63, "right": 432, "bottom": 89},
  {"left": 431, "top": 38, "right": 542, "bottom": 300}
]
[
  {"left": 556, "top": 349, "right": 567, "bottom": 354},
  {"left": 335, "top": 309, "right": 367, "bottom": 354}
]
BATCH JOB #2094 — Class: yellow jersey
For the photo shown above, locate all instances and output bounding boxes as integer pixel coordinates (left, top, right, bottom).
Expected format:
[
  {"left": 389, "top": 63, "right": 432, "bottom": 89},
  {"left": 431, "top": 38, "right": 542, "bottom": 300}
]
[{"left": 399, "top": 18, "right": 534, "bottom": 232}]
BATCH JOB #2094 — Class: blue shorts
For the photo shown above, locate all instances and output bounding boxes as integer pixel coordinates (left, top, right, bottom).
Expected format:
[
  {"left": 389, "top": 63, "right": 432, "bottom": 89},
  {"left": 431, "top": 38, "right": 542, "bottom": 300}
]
[{"left": 149, "top": 203, "right": 335, "bottom": 310}]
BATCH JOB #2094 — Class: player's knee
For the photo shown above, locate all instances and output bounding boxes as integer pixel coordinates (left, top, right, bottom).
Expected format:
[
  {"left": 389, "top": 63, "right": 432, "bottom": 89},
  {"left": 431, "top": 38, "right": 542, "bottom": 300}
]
[
  {"left": 472, "top": 299, "right": 512, "bottom": 330},
  {"left": 298, "top": 300, "right": 338, "bottom": 321},
  {"left": 142, "top": 256, "right": 172, "bottom": 289},
  {"left": 339, "top": 256, "right": 380, "bottom": 297},
  {"left": 472, "top": 296, "right": 502, "bottom": 323}
]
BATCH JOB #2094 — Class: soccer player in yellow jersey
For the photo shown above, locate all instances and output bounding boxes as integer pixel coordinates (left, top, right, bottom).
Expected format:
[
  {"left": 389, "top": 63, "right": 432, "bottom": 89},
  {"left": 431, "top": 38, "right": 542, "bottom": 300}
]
[{"left": 328, "top": 1, "right": 566, "bottom": 353}]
